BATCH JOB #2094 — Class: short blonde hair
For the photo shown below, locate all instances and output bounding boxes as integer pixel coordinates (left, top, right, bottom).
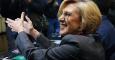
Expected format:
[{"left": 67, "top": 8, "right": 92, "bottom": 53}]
[{"left": 58, "top": 0, "right": 102, "bottom": 34}]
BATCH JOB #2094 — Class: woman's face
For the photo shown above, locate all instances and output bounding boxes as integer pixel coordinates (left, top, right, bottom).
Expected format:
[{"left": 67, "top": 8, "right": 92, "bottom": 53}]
[{"left": 59, "top": 4, "right": 81, "bottom": 36}]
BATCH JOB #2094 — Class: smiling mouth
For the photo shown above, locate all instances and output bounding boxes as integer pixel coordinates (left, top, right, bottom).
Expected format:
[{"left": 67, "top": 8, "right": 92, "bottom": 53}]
[
  {"left": 60, "top": 24, "right": 67, "bottom": 29},
  {"left": 59, "top": 19, "right": 67, "bottom": 29}
]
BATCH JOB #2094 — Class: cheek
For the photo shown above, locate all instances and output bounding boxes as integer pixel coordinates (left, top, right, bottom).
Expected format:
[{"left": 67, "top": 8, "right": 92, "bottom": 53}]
[
  {"left": 71, "top": 22, "right": 80, "bottom": 28},
  {"left": 68, "top": 15, "right": 81, "bottom": 28},
  {"left": 68, "top": 19, "right": 81, "bottom": 32}
]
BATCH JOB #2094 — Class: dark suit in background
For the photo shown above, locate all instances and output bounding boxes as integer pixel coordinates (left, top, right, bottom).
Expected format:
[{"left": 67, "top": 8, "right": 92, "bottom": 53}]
[
  {"left": 27, "top": 0, "right": 48, "bottom": 37},
  {"left": 93, "top": 0, "right": 115, "bottom": 60}
]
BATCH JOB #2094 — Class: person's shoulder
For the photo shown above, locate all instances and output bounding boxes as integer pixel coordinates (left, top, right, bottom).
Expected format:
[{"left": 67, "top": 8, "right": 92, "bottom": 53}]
[{"left": 61, "top": 34, "right": 94, "bottom": 45}]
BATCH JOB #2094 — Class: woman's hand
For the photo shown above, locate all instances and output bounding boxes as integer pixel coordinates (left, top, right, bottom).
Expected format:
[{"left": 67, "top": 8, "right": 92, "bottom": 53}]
[
  {"left": 24, "top": 16, "right": 40, "bottom": 39},
  {"left": 23, "top": 16, "right": 34, "bottom": 34},
  {"left": 6, "top": 12, "right": 40, "bottom": 39},
  {"left": 6, "top": 12, "right": 25, "bottom": 33}
]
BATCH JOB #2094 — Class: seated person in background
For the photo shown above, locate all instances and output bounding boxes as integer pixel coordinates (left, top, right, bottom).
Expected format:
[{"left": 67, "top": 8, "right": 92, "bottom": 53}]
[
  {"left": 93, "top": 0, "right": 115, "bottom": 60},
  {"left": 6, "top": 0, "right": 105, "bottom": 60}
]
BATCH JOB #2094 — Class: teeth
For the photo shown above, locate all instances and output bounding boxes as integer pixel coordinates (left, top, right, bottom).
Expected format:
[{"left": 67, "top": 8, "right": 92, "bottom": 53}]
[
  {"left": 60, "top": 23, "right": 66, "bottom": 25},
  {"left": 60, "top": 22, "right": 67, "bottom": 26},
  {"left": 60, "top": 22, "right": 66, "bottom": 24},
  {"left": 60, "top": 24, "right": 67, "bottom": 27}
]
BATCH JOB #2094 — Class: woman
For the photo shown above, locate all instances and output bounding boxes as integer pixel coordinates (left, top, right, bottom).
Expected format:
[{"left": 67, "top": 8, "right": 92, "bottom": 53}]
[{"left": 6, "top": 0, "right": 105, "bottom": 60}]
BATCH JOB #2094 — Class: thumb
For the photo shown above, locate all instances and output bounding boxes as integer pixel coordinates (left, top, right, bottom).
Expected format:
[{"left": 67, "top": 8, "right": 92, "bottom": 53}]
[
  {"left": 25, "top": 16, "right": 32, "bottom": 23},
  {"left": 20, "top": 12, "right": 25, "bottom": 22}
]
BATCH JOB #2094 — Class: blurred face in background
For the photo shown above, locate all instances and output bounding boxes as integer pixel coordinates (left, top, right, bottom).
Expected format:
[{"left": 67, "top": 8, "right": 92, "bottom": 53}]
[
  {"left": 24, "top": 0, "right": 32, "bottom": 4},
  {"left": 48, "top": 0, "right": 53, "bottom": 3},
  {"left": 59, "top": 3, "right": 81, "bottom": 36}
]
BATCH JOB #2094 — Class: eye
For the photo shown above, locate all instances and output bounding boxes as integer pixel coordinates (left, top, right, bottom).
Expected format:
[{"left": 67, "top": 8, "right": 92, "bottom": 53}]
[{"left": 63, "top": 12, "right": 72, "bottom": 16}]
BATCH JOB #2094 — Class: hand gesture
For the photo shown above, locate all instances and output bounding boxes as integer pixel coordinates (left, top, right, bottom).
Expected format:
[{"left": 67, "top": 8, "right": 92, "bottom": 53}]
[
  {"left": 6, "top": 12, "right": 25, "bottom": 33},
  {"left": 23, "top": 16, "right": 34, "bottom": 34}
]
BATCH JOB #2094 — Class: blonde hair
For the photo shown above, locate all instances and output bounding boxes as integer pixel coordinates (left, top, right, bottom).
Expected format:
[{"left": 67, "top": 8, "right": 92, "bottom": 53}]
[{"left": 58, "top": 0, "right": 102, "bottom": 34}]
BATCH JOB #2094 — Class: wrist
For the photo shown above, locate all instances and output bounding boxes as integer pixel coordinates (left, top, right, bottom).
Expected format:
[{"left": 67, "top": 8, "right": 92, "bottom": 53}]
[
  {"left": 30, "top": 28, "right": 40, "bottom": 39},
  {"left": 18, "top": 28, "right": 24, "bottom": 33}
]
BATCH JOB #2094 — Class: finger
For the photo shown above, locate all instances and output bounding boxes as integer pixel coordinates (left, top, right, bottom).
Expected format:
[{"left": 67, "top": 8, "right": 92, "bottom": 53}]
[
  {"left": 6, "top": 18, "right": 14, "bottom": 23},
  {"left": 11, "top": 29, "right": 16, "bottom": 32},
  {"left": 7, "top": 24, "right": 11, "bottom": 28},
  {"left": 15, "top": 18, "right": 20, "bottom": 21},
  {"left": 25, "top": 16, "right": 32, "bottom": 23},
  {"left": 6, "top": 21, "right": 13, "bottom": 26},
  {"left": 7, "top": 24, "right": 13, "bottom": 28},
  {"left": 20, "top": 12, "right": 25, "bottom": 21},
  {"left": 5, "top": 21, "right": 9, "bottom": 24}
]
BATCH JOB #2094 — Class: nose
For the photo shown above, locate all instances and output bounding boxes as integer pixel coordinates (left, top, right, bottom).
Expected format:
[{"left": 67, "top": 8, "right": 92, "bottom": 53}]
[{"left": 59, "top": 14, "right": 65, "bottom": 22}]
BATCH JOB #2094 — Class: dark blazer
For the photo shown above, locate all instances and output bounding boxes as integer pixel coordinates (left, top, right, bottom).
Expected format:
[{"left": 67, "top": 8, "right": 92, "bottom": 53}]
[
  {"left": 97, "top": 16, "right": 115, "bottom": 60},
  {"left": 108, "top": 0, "right": 115, "bottom": 26},
  {"left": 16, "top": 32, "right": 105, "bottom": 60}
]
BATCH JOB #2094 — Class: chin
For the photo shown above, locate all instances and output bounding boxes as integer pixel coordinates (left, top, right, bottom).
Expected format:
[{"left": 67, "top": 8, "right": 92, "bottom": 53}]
[
  {"left": 60, "top": 30, "right": 68, "bottom": 36},
  {"left": 60, "top": 26, "right": 69, "bottom": 36}
]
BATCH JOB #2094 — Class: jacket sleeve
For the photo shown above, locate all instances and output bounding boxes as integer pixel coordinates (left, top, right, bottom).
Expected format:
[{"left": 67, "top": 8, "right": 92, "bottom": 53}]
[
  {"left": 16, "top": 32, "right": 35, "bottom": 57},
  {"left": 28, "top": 44, "right": 79, "bottom": 60},
  {"left": 16, "top": 32, "right": 80, "bottom": 60},
  {"left": 16, "top": 32, "right": 50, "bottom": 56},
  {"left": 36, "top": 33, "right": 51, "bottom": 49}
]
